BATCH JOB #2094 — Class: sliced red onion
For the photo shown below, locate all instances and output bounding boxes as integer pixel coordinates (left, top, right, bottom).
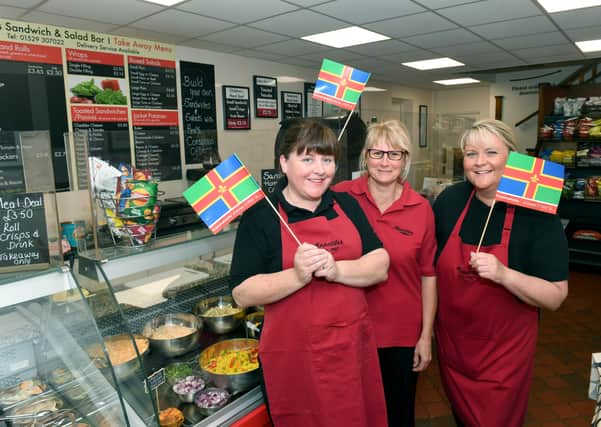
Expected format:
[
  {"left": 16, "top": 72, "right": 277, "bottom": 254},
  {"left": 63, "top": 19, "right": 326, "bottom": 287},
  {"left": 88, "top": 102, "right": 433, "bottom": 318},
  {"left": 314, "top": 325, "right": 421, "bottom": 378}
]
[
  {"left": 194, "top": 388, "right": 230, "bottom": 408},
  {"left": 172, "top": 376, "right": 205, "bottom": 394}
]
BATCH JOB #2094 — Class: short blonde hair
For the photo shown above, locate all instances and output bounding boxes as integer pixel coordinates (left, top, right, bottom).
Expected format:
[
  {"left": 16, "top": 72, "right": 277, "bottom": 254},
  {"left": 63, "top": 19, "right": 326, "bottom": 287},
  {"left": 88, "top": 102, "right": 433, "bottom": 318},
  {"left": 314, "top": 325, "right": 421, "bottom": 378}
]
[
  {"left": 359, "top": 120, "right": 412, "bottom": 181},
  {"left": 459, "top": 119, "right": 518, "bottom": 153}
]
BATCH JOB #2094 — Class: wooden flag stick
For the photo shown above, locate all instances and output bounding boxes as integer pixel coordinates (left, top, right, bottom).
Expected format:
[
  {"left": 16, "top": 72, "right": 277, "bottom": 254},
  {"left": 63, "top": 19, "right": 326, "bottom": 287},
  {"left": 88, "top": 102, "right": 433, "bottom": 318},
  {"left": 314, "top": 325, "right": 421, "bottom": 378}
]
[
  {"left": 263, "top": 194, "right": 302, "bottom": 247},
  {"left": 476, "top": 200, "right": 495, "bottom": 254},
  {"left": 337, "top": 109, "right": 355, "bottom": 142}
]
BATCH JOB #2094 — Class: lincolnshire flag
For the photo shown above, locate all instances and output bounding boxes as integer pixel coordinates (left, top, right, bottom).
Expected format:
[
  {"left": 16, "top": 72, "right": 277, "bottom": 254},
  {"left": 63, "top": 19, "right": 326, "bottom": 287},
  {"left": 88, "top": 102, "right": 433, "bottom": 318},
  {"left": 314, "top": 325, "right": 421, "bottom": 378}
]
[
  {"left": 183, "top": 154, "right": 265, "bottom": 233},
  {"left": 312, "top": 58, "right": 371, "bottom": 111},
  {"left": 496, "top": 151, "right": 565, "bottom": 215}
]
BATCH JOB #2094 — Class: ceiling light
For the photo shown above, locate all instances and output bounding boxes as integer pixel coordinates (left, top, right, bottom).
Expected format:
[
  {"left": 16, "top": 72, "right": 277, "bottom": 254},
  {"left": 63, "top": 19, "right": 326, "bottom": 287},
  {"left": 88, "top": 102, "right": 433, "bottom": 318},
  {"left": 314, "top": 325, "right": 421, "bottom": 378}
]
[
  {"left": 536, "top": 0, "right": 601, "bottom": 13},
  {"left": 302, "top": 26, "right": 389, "bottom": 48},
  {"left": 143, "top": 0, "right": 186, "bottom": 6},
  {"left": 402, "top": 57, "right": 464, "bottom": 70},
  {"left": 434, "top": 78, "right": 480, "bottom": 85},
  {"left": 575, "top": 39, "right": 601, "bottom": 52},
  {"left": 364, "top": 86, "right": 387, "bottom": 92}
]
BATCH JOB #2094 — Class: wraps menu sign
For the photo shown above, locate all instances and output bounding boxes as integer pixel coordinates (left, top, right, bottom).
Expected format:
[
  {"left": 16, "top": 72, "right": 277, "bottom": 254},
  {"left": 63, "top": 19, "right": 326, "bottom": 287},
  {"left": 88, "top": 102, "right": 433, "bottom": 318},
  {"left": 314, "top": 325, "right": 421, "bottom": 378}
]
[
  {"left": 180, "top": 61, "right": 218, "bottom": 164},
  {"left": 253, "top": 75, "right": 278, "bottom": 118},
  {"left": 0, "top": 192, "right": 49, "bottom": 268},
  {"left": 223, "top": 86, "right": 251, "bottom": 130},
  {"left": 281, "top": 91, "right": 303, "bottom": 120}
]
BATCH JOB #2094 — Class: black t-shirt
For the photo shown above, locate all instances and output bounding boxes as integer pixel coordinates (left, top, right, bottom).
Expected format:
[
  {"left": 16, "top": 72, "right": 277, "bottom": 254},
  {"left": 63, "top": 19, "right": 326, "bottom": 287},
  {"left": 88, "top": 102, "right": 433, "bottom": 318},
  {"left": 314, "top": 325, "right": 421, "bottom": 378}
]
[
  {"left": 229, "top": 178, "right": 383, "bottom": 290},
  {"left": 433, "top": 181, "right": 569, "bottom": 282}
]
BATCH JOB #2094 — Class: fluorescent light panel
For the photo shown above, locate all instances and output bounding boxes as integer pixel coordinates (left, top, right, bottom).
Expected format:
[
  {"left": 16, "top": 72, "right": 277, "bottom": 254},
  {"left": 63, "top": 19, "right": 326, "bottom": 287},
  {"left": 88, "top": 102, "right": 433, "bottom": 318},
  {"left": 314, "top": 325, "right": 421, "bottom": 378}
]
[
  {"left": 364, "top": 86, "right": 387, "bottom": 92},
  {"left": 434, "top": 78, "right": 480, "bottom": 86},
  {"left": 575, "top": 39, "right": 601, "bottom": 52},
  {"left": 143, "top": 0, "right": 186, "bottom": 6},
  {"left": 536, "top": 0, "right": 601, "bottom": 13},
  {"left": 402, "top": 57, "right": 464, "bottom": 70},
  {"left": 302, "top": 26, "right": 389, "bottom": 48}
]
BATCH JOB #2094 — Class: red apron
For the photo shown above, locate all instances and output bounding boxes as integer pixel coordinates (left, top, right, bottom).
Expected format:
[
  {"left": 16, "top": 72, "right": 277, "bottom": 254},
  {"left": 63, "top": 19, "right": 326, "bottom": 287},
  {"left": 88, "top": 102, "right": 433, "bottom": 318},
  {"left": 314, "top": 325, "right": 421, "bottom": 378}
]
[
  {"left": 259, "top": 201, "right": 387, "bottom": 427},
  {"left": 435, "top": 192, "right": 538, "bottom": 427}
]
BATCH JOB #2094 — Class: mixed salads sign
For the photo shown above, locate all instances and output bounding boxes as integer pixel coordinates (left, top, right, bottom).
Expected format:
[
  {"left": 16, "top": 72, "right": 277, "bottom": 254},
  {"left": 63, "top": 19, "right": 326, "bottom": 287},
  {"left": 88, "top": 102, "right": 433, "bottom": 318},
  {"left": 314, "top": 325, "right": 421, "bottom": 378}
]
[{"left": 0, "top": 19, "right": 182, "bottom": 183}]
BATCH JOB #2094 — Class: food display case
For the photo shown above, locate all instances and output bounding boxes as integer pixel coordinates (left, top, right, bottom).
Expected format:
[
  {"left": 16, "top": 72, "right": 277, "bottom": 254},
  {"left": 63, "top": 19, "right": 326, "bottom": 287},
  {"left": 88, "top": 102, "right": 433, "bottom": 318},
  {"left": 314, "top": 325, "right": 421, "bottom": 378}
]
[
  {"left": 0, "top": 267, "right": 137, "bottom": 426},
  {"left": 74, "top": 226, "right": 265, "bottom": 427}
]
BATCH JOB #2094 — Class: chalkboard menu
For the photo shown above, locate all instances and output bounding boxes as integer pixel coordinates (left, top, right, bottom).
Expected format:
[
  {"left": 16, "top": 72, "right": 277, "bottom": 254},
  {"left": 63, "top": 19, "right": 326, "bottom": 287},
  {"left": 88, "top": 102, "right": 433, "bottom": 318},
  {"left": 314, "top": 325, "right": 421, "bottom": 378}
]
[
  {"left": 0, "top": 132, "right": 25, "bottom": 193},
  {"left": 0, "top": 192, "right": 49, "bottom": 268},
  {"left": 223, "top": 86, "right": 251, "bottom": 130},
  {"left": 261, "top": 169, "right": 283, "bottom": 196},
  {"left": 281, "top": 91, "right": 303, "bottom": 120},
  {"left": 254, "top": 76, "right": 278, "bottom": 118},
  {"left": 128, "top": 57, "right": 177, "bottom": 110},
  {"left": 179, "top": 61, "right": 218, "bottom": 164}
]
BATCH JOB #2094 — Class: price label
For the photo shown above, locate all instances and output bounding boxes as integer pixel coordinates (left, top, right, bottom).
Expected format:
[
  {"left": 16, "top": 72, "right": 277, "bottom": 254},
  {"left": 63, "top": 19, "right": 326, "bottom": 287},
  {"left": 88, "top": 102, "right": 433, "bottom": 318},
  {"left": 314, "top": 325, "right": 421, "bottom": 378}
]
[{"left": 145, "top": 368, "right": 166, "bottom": 393}]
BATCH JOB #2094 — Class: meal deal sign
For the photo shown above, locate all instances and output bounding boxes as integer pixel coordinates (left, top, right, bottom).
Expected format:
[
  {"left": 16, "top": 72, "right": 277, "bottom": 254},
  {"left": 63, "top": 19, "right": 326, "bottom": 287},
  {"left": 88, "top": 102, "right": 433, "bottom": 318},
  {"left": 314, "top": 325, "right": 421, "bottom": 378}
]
[{"left": 0, "top": 19, "right": 182, "bottom": 183}]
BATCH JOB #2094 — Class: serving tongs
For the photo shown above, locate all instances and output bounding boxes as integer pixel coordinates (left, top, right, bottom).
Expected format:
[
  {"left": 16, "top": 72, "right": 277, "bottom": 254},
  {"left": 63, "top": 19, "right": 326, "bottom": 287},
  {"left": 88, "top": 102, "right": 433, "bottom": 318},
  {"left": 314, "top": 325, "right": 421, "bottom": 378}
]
[{"left": 0, "top": 408, "right": 76, "bottom": 426}]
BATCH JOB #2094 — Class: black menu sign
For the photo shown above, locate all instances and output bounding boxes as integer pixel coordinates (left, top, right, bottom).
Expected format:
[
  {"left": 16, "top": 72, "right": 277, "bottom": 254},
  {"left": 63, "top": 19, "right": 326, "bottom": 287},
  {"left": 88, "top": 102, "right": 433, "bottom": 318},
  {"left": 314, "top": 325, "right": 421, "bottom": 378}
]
[
  {"left": 0, "top": 192, "right": 49, "bottom": 268},
  {"left": 261, "top": 169, "right": 283, "bottom": 196},
  {"left": 179, "top": 61, "right": 218, "bottom": 164},
  {"left": 281, "top": 91, "right": 303, "bottom": 120},
  {"left": 223, "top": 86, "right": 251, "bottom": 130},
  {"left": 128, "top": 56, "right": 177, "bottom": 110},
  {"left": 132, "top": 110, "right": 182, "bottom": 181},
  {"left": 254, "top": 75, "right": 278, "bottom": 118},
  {"left": 0, "top": 132, "right": 25, "bottom": 193}
]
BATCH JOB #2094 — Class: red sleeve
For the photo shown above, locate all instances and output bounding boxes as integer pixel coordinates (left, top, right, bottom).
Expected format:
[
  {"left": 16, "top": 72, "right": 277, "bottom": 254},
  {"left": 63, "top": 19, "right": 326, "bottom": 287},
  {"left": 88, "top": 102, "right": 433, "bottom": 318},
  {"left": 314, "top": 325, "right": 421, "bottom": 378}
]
[{"left": 419, "top": 203, "right": 437, "bottom": 277}]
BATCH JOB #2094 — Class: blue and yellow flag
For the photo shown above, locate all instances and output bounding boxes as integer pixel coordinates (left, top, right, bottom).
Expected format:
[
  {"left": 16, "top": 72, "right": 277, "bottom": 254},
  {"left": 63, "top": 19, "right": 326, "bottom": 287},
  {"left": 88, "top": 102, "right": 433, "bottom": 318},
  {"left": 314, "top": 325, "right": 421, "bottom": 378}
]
[
  {"left": 496, "top": 152, "right": 564, "bottom": 214},
  {"left": 312, "top": 59, "right": 371, "bottom": 111},
  {"left": 183, "top": 154, "right": 265, "bottom": 233}
]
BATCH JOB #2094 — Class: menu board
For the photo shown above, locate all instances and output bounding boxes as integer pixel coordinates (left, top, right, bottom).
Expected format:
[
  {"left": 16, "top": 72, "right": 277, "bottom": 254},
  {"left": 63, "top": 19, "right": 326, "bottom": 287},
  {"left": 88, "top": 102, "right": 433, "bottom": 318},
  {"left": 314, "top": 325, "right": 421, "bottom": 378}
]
[
  {"left": 0, "top": 41, "right": 69, "bottom": 190},
  {"left": 128, "top": 56, "right": 177, "bottom": 110},
  {"left": 254, "top": 75, "right": 278, "bottom": 118},
  {"left": 132, "top": 110, "right": 181, "bottom": 181},
  {"left": 261, "top": 169, "right": 283, "bottom": 196},
  {"left": 0, "top": 132, "right": 25, "bottom": 192},
  {"left": 180, "top": 61, "right": 218, "bottom": 164},
  {"left": 281, "top": 91, "right": 303, "bottom": 120},
  {"left": 0, "top": 192, "right": 49, "bottom": 268},
  {"left": 223, "top": 86, "right": 251, "bottom": 130}
]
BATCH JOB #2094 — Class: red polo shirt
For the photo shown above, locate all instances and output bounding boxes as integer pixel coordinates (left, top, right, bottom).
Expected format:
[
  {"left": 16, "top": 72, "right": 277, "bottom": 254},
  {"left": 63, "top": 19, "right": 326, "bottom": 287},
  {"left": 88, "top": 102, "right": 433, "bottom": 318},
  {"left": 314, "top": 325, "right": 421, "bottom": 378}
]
[{"left": 333, "top": 176, "right": 436, "bottom": 347}]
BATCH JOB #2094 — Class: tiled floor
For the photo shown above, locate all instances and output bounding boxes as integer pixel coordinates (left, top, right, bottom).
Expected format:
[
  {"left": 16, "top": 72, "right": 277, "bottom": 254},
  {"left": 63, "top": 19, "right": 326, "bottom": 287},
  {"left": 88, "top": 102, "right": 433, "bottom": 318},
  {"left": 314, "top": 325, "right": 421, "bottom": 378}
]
[{"left": 415, "top": 266, "right": 601, "bottom": 427}]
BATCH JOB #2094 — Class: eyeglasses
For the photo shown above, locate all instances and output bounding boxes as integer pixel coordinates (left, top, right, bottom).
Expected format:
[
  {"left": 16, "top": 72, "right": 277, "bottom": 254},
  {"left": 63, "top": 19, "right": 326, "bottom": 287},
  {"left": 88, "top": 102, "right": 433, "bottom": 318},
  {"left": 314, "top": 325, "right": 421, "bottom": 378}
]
[{"left": 367, "top": 149, "right": 408, "bottom": 161}]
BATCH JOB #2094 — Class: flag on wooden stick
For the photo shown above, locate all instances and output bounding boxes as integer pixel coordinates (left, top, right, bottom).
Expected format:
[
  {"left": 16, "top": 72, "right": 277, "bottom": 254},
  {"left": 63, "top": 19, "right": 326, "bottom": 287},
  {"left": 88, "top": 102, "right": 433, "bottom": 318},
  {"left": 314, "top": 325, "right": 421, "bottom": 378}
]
[
  {"left": 183, "top": 154, "right": 265, "bottom": 233},
  {"left": 496, "top": 151, "right": 565, "bottom": 215},
  {"left": 312, "top": 58, "right": 370, "bottom": 111}
]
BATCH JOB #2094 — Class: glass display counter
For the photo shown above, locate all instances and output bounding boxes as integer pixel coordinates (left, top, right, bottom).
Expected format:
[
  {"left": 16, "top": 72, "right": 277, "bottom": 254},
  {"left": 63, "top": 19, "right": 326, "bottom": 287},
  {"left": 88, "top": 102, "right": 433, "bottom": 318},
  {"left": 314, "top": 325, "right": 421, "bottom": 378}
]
[{"left": 75, "top": 226, "right": 264, "bottom": 427}]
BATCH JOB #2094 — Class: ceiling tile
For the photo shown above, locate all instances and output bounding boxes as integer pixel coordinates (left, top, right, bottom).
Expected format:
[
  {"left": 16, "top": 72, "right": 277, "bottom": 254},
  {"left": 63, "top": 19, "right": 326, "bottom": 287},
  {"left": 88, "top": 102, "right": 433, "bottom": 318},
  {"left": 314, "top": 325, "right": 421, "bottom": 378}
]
[
  {"left": 349, "top": 39, "right": 416, "bottom": 56},
  {"left": 199, "top": 27, "right": 290, "bottom": 49},
  {"left": 404, "top": 28, "right": 482, "bottom": 49},
  {"left": 249, "top": 9, "right": 347, "bottom": 37},
  {"left": 178, "top": 39, "right": 240, "bottom": 53},
  {"left": 345, "top": 57, "right": 397, "bottom": 70},
  {"left": 232, "top": 49, "right": 288, "bottom": 61},
  {"left": 389, "top": 48, "right": 445, "bottom": 63},
  {"left": 300, "top": 49, "right": 364, "bottom": 63},
  {"left": 417, "top": 0, "right": 486, "bottom": 8},
  {"left": 495, "top": 31, "right": 570, "bottom": 50},
  {"left": 565, "top": 26, "right": 601, "bottom": 42},
  {"left": 254, "top": 39, "right": 331, "bottom": 56},
  {"left": 278, "top": 56, "right": 321, "bottom": 69},
  {"left": 0, "top": 6, "right": 26, "bottom": 18},
  {"left": 464, "top": 51, "right": 524, "bottom": 67},
  {"left": 38, "top": 0, "right": 162, "bottom": 26},
  {"left": 436, "top": 0, "right": 542, "bottom": 26},
  {"left": 311, "top": 0, "right": 424, "bottom": 24},
  {"left": 365, "top": 12, "right": 457, "bottom": 39},
  {"left": 0, "top": 0, "right": 41, "bottom": 7},
  {"left": 111, "top": 27, "right": 187, "bottom": 45},
  {"left": 284, "top": 0, "right": 336, "bottom": 6},
  {"left": 550, "top": 6, "right": 601, "bottom": 30},
  {"left": 176, "top": 0, "right": 299, "bottom": 24},
  {"left": 21, "top": 11, "right": 119, "bottom": 34},
  {"left": 469, "top": 16, "right": 557, "bottom": 39},
  {"left": 513, "top": 44, "right": 584, "bottom": 61},
  {"left": 433, "top": 41, "right": 503, "bottom": 57},
  {"left": 131, "top": 10, "right": 235, "bottom": 38}
]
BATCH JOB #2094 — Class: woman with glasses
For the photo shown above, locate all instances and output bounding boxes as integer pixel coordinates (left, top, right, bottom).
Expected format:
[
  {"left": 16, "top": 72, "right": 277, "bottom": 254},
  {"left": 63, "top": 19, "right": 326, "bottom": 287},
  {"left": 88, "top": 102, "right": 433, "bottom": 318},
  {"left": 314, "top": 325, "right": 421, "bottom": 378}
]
[
  {"left": 333, "top": 120, "right": 437, "bottom": 427},
  {"left": 433, "top": 119, "right": 568, "bottom": 427},
  {"left": 230, "top": 119, "right": 389, "bottom": 426}
]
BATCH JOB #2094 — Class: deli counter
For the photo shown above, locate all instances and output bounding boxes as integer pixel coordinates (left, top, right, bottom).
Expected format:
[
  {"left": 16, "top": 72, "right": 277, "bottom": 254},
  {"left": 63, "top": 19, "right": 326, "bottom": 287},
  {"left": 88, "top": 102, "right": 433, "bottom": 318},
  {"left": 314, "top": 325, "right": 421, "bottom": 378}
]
[{"left": 0, "top": 227, "right": 268, "bottom": 427}]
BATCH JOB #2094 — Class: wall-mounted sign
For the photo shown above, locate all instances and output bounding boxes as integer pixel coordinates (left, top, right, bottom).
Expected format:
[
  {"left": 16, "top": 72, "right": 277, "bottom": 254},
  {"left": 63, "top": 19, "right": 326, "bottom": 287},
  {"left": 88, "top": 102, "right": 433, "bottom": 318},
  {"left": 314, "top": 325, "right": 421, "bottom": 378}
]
[
  {"left": 180, "top": 61, "right": 218, "bottom": 165},
  {"left": 253, "top": 75, "right": 278, "bottom": 118},
  {"left": 304, "top": 82, "right": 322, "bottom": 118},
  {"left": 281, "top": 91, "right": 303, "bottom": 120},
  {"left": 261, "top": 169, "right": 283, "bottom": 196},
  {"left": 223, "top": 86, "right": 251, "bottom": 130}
]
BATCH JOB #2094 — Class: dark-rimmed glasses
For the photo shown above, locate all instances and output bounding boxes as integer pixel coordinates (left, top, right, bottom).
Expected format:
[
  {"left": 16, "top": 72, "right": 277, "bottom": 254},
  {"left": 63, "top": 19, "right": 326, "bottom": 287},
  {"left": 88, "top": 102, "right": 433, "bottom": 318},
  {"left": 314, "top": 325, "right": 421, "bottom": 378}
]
[{"left": 367, "top": 149, "right": 408, "bottom": 161}]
